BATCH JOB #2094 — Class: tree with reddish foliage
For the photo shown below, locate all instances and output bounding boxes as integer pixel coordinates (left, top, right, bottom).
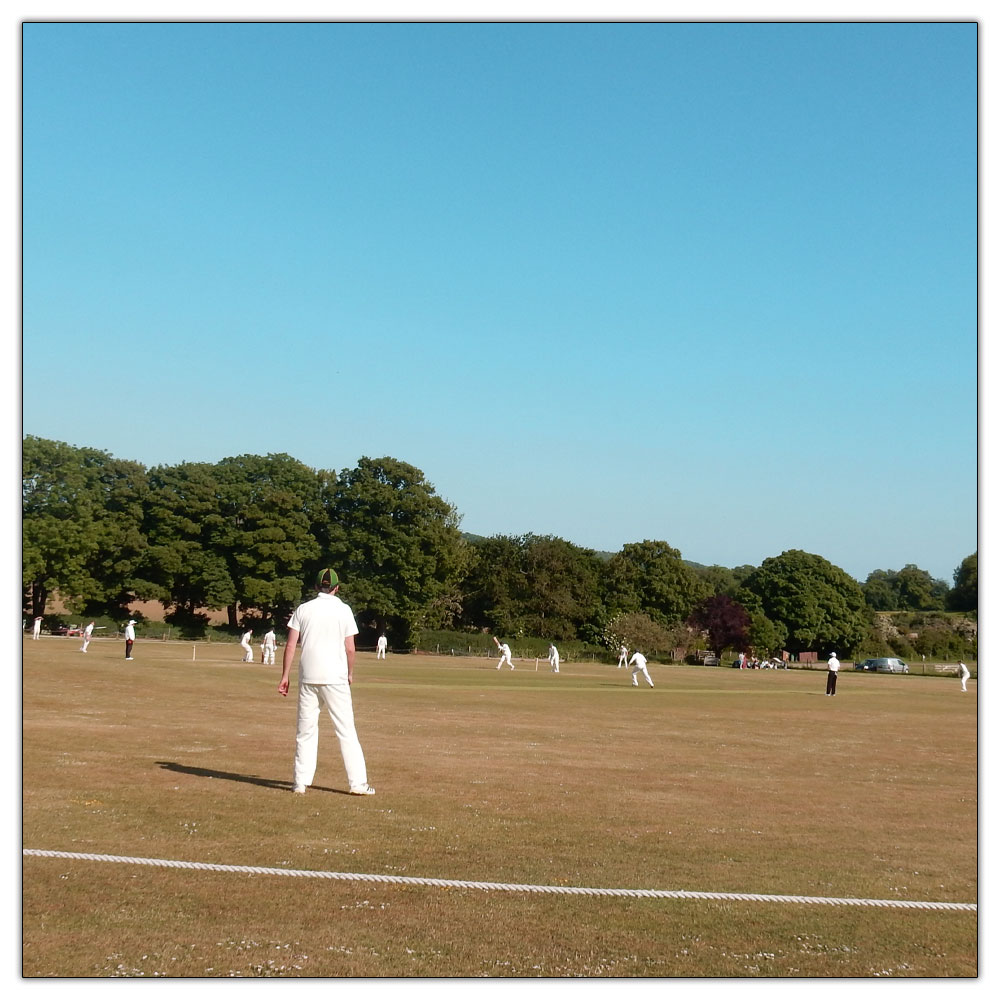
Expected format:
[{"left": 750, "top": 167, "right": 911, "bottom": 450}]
[{"left": 686, "top": 594, "right": 751, "bottom": 656}]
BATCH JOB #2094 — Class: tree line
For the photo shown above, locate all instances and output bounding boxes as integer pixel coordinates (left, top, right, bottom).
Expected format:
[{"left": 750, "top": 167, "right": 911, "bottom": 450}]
[{"left": 22, "top": 436, "right": 977, "bottom": 659}]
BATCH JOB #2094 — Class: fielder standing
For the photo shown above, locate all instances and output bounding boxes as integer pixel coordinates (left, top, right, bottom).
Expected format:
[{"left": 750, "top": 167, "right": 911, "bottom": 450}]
[
  {"left": 548, "top": 642, "right": 560, "bottom": 673},
  {"left": 124, "top": 619, "right": 136, "bottom": 660},
  {"left": 826, "top": 651, "right": 840, "bottom": 696},
  {"left": 261, "top": 627, "right": 277, "bottom": 665},
  {"left": 240, "top": 629, "right": 254, "bottom": 663},
  {"left": 32, "top": 617, "right": 42, "bottom": 640},
  {"left": 376, "top": 634, "right": 388, "bottom": 659},
  {"left": 80, "top": 621, "right": 95, "bottom": 653},
  {"left": 958, "top": 661, "right": 971, "bottom": 692},
  {"left": 629, "top": 650, "right": 654, "bottom": 688},
  {"left": 617, "top": 644, "right": 629, "bottom": 669},
  {"left": 278, "top": 568, "right": 374, "bottom": 797}
]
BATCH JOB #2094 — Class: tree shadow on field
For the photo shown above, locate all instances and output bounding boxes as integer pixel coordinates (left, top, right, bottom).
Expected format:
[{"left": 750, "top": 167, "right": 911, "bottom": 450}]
[{"left": 156, "top": 761, "right": 349, "bottom": 796}]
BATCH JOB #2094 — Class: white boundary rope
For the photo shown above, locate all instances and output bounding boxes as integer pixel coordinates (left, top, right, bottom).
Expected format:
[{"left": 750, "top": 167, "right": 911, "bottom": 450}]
[{"left": 23, "top": 849, "right": 975, "bottom": 912}]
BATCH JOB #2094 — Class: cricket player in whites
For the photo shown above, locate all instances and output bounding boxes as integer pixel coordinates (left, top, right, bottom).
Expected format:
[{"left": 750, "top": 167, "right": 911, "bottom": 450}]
[
  {"left": 617, "top": 644, "right": 629, "bottom": 669},
  {"left": 958, "top": 661, "right": 971, "bottom": 692},
  {"left": 493, "top": 636, "right": 514, "bottom": 670},
  {"left": 548, "top": 642, "right": 560, "bottom": 673},
  {"left": 376, "top": 634, "right": 388, "bottom": 659},
  {"left": 279, "top": 568, "right": 374, "bottom": 796},
  {"left": 261, "top": 627, "right": 277, "bottom": 665},
  {"left": 79, "top": 621, "right": 95, "bottom": 653},
  {"left": 629, "top": 649, "right": 654, "bottom": 688}
]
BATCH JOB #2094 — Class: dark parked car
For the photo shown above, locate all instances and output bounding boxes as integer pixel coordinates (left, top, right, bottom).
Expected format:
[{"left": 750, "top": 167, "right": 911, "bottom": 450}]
[{"left": 854, "top": 657, "right": 909, "bottom": 674}]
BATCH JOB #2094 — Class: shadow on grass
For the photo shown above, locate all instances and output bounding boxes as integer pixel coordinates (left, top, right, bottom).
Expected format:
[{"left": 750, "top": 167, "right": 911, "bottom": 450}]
[{"left": 156, "top": 761, "right": 350, "bottom": 795}]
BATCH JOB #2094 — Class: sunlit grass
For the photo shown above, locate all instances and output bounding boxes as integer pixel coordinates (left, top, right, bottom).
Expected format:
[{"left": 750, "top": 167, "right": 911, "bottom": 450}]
[{"left": 22, "top": 638, "right": 977, "bottom": 977}]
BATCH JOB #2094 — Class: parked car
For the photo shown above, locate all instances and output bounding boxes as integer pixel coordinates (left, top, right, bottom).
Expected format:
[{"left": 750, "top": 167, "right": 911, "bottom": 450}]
[
  {"left": 54, "top": 625, "right": 84, "bottom": 637},
  {"left": 854, "top": 657, "right": 909, "bottom": 674}
]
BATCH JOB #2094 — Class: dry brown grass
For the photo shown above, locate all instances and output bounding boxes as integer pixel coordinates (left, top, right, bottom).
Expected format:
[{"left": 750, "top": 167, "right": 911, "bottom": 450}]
[{"left": 22, "top": 637, "right": 977, "bottom": 977}]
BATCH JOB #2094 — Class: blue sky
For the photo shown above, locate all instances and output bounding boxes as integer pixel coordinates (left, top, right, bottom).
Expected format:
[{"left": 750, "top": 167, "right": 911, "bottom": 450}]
[{"left": 21, "top": 20, "right": 978, "bottom": 583}]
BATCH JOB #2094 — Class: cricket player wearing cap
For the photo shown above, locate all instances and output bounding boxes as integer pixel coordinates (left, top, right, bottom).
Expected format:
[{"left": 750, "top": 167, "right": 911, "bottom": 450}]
[
  {"left": 124, "top": 620, "right": 136, "bottom": 660},
  {"left": 278, "top": 568, "right": 375, "bottom": 796},
  {"left": 826, "top": 652, "right": 840, "bottom": 696}
]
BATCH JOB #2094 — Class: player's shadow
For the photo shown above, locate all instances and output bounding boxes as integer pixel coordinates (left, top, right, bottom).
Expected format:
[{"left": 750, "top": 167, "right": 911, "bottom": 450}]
[{"left": 156, "top": 761, "right": 349, "bottom": 795}]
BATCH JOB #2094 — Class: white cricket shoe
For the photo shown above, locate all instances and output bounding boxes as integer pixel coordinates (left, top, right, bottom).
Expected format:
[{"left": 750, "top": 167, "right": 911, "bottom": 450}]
[{"left": 349, "top": 784, "right": 376, "bottom": 796}]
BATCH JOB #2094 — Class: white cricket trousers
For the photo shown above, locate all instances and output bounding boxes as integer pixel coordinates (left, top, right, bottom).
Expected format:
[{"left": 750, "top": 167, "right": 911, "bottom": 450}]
[
  {"left": 631, "top": 663, "right": 654, "bottom": 687},
  {"left": 294, "top": 681, "right": 368, "bottom": 791}
]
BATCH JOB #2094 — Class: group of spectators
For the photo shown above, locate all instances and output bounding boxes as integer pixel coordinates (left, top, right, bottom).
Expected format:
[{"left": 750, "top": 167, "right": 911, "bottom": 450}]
[{"left": 732, "top": 652, "right": 788, "bottom": 670}]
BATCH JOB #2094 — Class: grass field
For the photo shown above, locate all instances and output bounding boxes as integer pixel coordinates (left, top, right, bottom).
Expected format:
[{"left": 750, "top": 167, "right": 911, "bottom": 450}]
[{"left": 21, "top": 637, "right": 978, "bottom": 978}]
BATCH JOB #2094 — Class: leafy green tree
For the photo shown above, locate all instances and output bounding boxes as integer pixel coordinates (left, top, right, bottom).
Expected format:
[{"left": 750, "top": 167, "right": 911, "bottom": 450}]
[
  {"left": 862, "top": 570, "right": 897, "bottom": 610},
  {"left": 738, "top": 549, "right": 869, "bottom": 656},
  {"left": 947, "top": 552, "right": 977, "bottom": 612},
  {"left": 140, "top": 461, "right": 236, "bottom": 618},
  {"left": 746, "top": 610, "right": 788, "bottom": 656},
  {"left": 603, "top": 540, "right": 711, "bottom": 626},
  {"left": 458, "top": 534, "right": 531, "bottom": 636},
  {"left": 862, "top": 565, "right": 948, "bottom": 611},
  {"left": 459, "top": 534, "right": 604, "bottom": 640},
  {"left": 212, "top": 454, "right": 326, "bottom": 626},
  {"left": 692, "top": 564, "right": 739, "bottom": 597},
  {"left": 518, "top": 535, "right": 603, "bottom": 640},
  {"left": 324, "top": 457, "right": 470, "bottom": 646},
  {"left": 22, "top": 436, "right": 149, "bottom": 617},
  {"left": 895, "top": 564, "right": 947, "bottom": 611},
  {"left": 601, "top": 611, "right": 677, "bottom": 657},
  {"left": 730, "top": 565, "right": 758, "bottom": 588}
]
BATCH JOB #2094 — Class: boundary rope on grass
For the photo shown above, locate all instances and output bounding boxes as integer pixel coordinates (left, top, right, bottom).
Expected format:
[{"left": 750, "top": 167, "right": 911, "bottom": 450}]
[{"left": 23, "top": 849, "right": 975, "bottom": 912}]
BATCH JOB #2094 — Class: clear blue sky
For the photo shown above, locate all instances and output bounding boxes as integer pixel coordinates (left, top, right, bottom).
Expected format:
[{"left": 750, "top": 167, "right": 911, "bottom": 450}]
[{"left": 21, "top": 21, "right": 978, "bottom": 584}]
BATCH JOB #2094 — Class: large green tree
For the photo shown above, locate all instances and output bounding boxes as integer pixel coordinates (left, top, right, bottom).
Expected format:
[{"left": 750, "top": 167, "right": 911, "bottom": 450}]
[
  {"left": 457, "top": 534, "right": 529, "bottom": 636},
  {"left": 22, "top": 436, "right": 149, "bottom": 617},
  {"left": 862, "top": 565, "right": 949, "bottom": 611},
  {"left": 738, "top": 549, "right": 869, "bottom": 656},
  {"left": 519, "top": 535, "right": 603, "bottom": 639},
  {"left": 212, "top": 453, "right": 326, "bottom": 626},
  {"left": 947, "top": 552, "right": 977, "bottom": 612},
  {"left": 324, "top": 457, "right": 469, "bottom": 645},
  {"left": 139, "top": 461, "right": 237, "bottom": 619},
  {"left": 691, "top": 564, "right": 740, "bottom": 598},
  {"left": 861, "top": 570, "right": 897, "bottom": 611},
  {"left": 458, "top": 534, "right": 603, "bottom": 640},
  {"left": 603, "top": 540, "right": 711, "bottom": 626},
  {"left": 601, "top": 610, "right": 677, "bottom": 657},
  {"left": 895, "top": 564, "right": 949, "bottom": 610}
]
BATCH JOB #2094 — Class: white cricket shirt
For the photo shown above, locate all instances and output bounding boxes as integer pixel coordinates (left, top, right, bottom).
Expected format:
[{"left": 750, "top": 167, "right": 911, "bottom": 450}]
[{"left": 287, "top": 592, "right": 359, "bottom": 685}]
